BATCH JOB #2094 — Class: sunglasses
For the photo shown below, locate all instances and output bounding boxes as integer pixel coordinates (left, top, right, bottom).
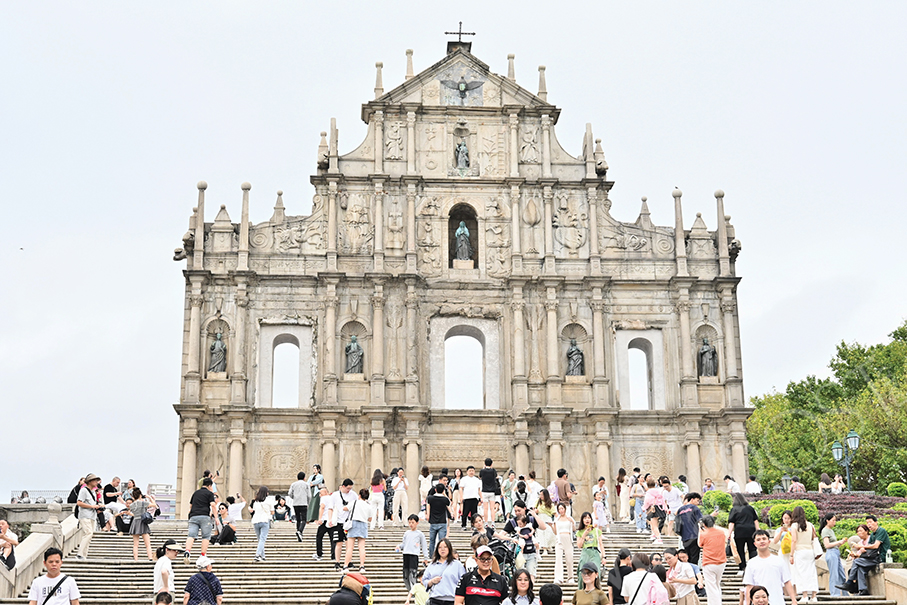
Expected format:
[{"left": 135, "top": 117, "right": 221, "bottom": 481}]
[{"left": 478, "top": 556, "right": 494, "bottom": 562}]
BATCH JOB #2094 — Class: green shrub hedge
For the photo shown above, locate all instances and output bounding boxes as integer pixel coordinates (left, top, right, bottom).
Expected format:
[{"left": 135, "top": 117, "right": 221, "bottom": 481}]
[
  {"left": 887, "top": 483, "right": 907, "bottom": 498},
  {"left": 703, "top": 491, "right": 733, "bottom": 512}
]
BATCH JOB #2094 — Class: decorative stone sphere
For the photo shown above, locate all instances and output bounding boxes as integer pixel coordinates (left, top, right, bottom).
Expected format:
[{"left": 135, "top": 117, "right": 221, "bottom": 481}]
[
  {"left": 641, "top": 196, "right": 647, "bottom": 202},
  {"left": 715, "top": 189, "right": 725, "bottom": 198},
  {"left": 35, "top": 496, "right": 46, "bottom": 504},
  {"left": 277, "top": 190, "right": 283, "bottom": 196},
  {"left": 197, "top": 181, "right": 207, "bottom": 190},
  {"left": 47, "top": 501, "right": 62, "bottom": 516},
  {"left": 672, "top": 189, "right": 682, "bottom": 198},
  {"left": 241, "top": 182, "right": 252, "bottom": 191},
  {"left": 53, "top": 496, "right": 63, "bottom": 504}
]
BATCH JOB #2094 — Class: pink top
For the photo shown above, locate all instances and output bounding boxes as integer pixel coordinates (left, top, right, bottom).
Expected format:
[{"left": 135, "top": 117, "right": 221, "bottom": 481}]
[
  {"left": 643, "top": 487, "right": 665, "bottom": 511},
  {"left": 371, "top": 483, "right": 384, "bottom": 492}
]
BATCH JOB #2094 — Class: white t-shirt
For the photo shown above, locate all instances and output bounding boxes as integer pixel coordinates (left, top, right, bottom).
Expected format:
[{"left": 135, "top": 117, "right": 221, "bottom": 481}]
[
  {"left": 250, "top": 500, "right": 273, "bottom": 524},
  {"left": 742, "top": 554, "right": 790, "bottom": 605},
  {"left": 621, "top": 570, "right": 658, "bottom": 605},
  {"left": 663, "top": 487, "right": 683, "bottom": 513},
  {"left": 392, "top": 476, "right": 408, "bottom": 493},
  {"left": 350, "top": 496, "right": 373, "bottom": 523},
  {"left": 329, "top": 490, "right": 354, "bottom": 524},
  {"left": 460, "top": 475, "right": 482, "bottom": 500},
  {"left": 526, "top": 480, "right": 543, "bottom": 507},
  {"left": 227, "top": 501, "right": 246, "bottom": 520},
  {"left": 744, "top": 481, "right": 763, "bottom": 494},
  {"left": 153, "top": 556, "right": 175, "bottom": 594},
  {"left": 726, "top": 480, "right": 741, "bottom": 493},
  {"left": 28, "top": 574, "right": 81, "bottom": 605},
  {"left": 668, "top": 561, "right": 695, "bottom": 599},
  {"left": 1, "top": 529, "right": 18, "bottom": 557}
]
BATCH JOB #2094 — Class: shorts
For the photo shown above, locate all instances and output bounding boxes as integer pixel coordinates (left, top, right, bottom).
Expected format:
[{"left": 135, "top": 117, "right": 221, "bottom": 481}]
[
  {"left": 331, "top": 525, "right": 348, "bottom": 542},
  {"left": 481, "top": 492, "right": 497, "bottom": 503},
  {"left": 187, "top": 515, "right": 213, "bottom": 540}
]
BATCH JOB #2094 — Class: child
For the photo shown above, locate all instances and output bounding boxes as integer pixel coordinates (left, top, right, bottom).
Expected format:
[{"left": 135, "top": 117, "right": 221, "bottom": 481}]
[
  {"left": 515, "top": 515, "right": 537, "bottom": 580},
  {"left": 593, "top": 489, "right": 612, "bottom": 533},
  {"left": 395, "top": 514, "right": 428, "bottom": 590},
  {"left": 155, "top": 592, "right": 173, "bottom": 604},
  {"left": 404, "top": 568, "right": 429, "bottom": 605}
]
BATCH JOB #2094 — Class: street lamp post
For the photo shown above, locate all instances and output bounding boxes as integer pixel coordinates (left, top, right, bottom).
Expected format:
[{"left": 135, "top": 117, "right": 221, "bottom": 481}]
[{"left": 832, "top": 429, "right": 861, "bottom": 491}]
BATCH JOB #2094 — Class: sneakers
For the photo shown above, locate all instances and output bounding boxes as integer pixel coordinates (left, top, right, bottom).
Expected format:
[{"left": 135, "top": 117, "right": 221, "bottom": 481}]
[
  {"left": 312, "top": 554, "right": 322, "bottom": 561},
  {"left": 653, "top": 539, "right": 663, "bottom": 544},
  {"left": 296, "top": 530, "right": 303, "bottom": 542},
  {"left": 340, "top": 566, "right": 349, "bottom": 574},
  {"left": 254, "top": 556, "right": 262, "bottom": 562},
  {"left": 358, "top": 567, "right": 366, "bottom": 573},
  {"left": 182, "top": 552, "right": 192, "bottom": 565}
]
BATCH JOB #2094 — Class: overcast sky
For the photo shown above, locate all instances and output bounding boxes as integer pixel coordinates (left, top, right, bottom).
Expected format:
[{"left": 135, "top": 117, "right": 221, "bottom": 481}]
[{"left": 2, "top": 2, "right": 905, "bottom": 499}]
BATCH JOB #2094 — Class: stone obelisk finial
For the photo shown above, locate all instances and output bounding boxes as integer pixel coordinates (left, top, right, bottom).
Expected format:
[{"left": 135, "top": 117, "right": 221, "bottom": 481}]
[
  {"left": 374, "top": 62, "right": 384, "bottom": 99},
  {"left": 538, "top": 65, "right": 547, "bottom": 101},
  {"left": 405, "top": 49, "right": 414, "bottom": 80},
  {"left": 507, "top": 54, "right": 516, "bottom": 81}
]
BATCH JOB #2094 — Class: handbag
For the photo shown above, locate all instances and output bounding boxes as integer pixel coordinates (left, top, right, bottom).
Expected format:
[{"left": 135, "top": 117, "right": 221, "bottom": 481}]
[
  {"left": 811, "top": 525, "right": 822, "bottom": 559},
  {"left": 343, "top": 497, "right": 357, "bottom": 531},
  {"left": 142, "top": 510, "right": 155, "bottom": 524}
]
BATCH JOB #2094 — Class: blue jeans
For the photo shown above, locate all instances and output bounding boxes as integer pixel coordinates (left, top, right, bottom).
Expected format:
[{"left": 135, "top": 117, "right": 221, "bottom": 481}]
[
  {"left": 254, "top": 521, "right": 270, "bottom": 559},
  {"left": 635, "top": 499, "right": 646, "bottom": 531},
  {"left": 429, "top": 523, "right": 447, "bottom": 557},
  {"left": 826, "top": 548, "right": 846, "bottom": 596}
]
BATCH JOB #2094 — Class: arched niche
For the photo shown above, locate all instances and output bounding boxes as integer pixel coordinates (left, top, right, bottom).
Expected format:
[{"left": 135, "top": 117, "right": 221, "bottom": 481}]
[
  {"left": 614, "top": 329, "right": 666, "bottom": 410},
  {"left": 257, "top": 324, "right": 313, "bottom": 408},
  {"left": 560, "top": 322, "right": 589, "bottom": 378},
  {"left": 694, "top": 323, "right": 722, "bottom": 380},
  {"left": 340, "top": 320, "right": 369, "bottom": 376},
  {"left": 203, "top": 318, "right": 231, "bottom": 379},
  {"left": 429, "top": 316, "right": 500, "bottom": 409},
  {"left": 448, "top": 203, "right": 479, "bottom": 268}
]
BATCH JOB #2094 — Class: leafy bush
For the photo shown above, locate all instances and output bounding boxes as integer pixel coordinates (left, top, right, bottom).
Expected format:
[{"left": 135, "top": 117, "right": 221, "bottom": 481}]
[
  {"left": 892, "top": 502, "right": 907, "bottom": 512},
  {"left": 703, "top": 491, "right": 733, "bottom": 512},
  {"left": 887, "top": 482, "right": 907, "bottom": 498},
  {"left": 715, "top": 511, "right": 729, "bottom": 527},
  {"left": 768, "top": 500, "right": 818, "bottom": 526}
]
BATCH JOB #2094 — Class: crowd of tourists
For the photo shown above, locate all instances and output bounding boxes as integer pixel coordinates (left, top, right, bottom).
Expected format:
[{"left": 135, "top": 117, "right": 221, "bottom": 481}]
[{"left": 27, "top": 463, "right": 891, "bottom": 605}]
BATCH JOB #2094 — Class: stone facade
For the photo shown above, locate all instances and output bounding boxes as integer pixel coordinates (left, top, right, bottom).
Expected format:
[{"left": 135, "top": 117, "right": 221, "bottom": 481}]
[{"left": 172, "top": 43, "right": 751, "bottom": 517}]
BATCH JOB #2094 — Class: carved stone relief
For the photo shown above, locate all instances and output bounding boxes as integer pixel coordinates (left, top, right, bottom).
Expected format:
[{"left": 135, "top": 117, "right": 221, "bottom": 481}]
[
  {"left": 340, "top": 194, "right": 374, "bottom": 254},
  {"left": 385, "top": 121, "right": 404, "bottom": 160},
  {"left": 552, "top": 191, "right": 588, "bottom": 257},
  {"left": 520, "top": 126, "right": 539, "bottom": 163},
  {"left": 386, "top": 197, "right": 405, "bottom": 251},
  {"left": 417, "top": 221, "right": 442, "bottom": 276},
  {"left": 256, "top": 445, "right": 307, "bottom": 482}
]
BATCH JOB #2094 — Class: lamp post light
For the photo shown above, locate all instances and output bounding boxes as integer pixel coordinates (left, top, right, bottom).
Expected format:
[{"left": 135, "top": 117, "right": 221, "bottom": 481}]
[
  {"left": 781, "top": 474, "right": 792, "bottom": 492},
  {"left": 832, "top": 429, "right": 861, "bottom": 491}
]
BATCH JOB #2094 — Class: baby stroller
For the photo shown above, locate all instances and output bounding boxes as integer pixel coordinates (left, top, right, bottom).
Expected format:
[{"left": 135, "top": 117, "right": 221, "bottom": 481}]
[{"left": 488, "top": 538, "right": 521, "bottom": 583}]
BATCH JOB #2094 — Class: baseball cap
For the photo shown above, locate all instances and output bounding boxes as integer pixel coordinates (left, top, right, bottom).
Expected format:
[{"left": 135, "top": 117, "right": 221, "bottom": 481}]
[
  {"left": 580, "top": 561, "right": 599, "bottom": 574},
  {"left": 476, "top": 545, "right": 493, "bottom": 557},
  {"left": 195, "top": 555, "right": 214, "bottom": 568}
]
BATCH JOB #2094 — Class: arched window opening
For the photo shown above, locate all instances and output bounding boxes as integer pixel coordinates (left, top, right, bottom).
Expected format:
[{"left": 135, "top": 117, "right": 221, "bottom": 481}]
[
  {"left": 627, "top": 348, "right": 650, "bottom": 410},
  {"left": 444, "top": 335, "right": 483, "bottom": 409},
  {"left": 448, "top": 203, "right": 478, "bottom": 268},
  {"left": 272, "top": 340, "right": 300, "bottom": 408}
]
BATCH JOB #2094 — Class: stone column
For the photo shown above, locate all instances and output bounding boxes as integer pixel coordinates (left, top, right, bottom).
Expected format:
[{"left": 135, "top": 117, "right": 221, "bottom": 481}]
[
  {"left": 509, "top": 114, "right": 520, "bottom": 177},
  {"left": 324, "top": 285, "right": 339, "bottom": 405},
  {"left": 685, "top": 440, "right": 702, "bottom": 497},
  {"left": 545, "top": 296, "right": 559, "bottom": 379},
  {"left": 406, "top": 112, "right": 416, "bottom": 174},
  {"left": 548, "top": 441, "right": 563, "bottom": 477},
  {"left": 543, "top": 186, "right": 554, "bottom": 273},
  {"left": 541, "top": 115, "right": 552, "bottom": 178},
  {"left": 596, "top": 442, "right": 611, "bottom": 485},
  {"left": 327, "top": 181, "right": 338, "bottom": 270},
  {"left": 370, "top": 439, "right": 386, "bottom": 474},
  {"left": 732, "top": 441, "right": 746, "bottom": 486},
  {"left": 510, "top": 186, "right": 521, "bottom": 255},
  {"left": 405, "top": 439, "right": 420, "bottom": 516},
  {"left": 587, "top": 187, "right": 600, "bottom": 274},
  {"left": 373, "top": 181, "right": 384, "bottom": 272},
  {"left": 322, "top": 440, "right": 337, "bottom": 492},
  {"left": 371, "top": 285, "right": 386, "bottom": 405},
  {"left": 405, "top": 281, "right": 419, "bottom": 405},
  {"left": 374, "top": 111, "right": 384, "bottom": 174},
  {"left": 512, "top": 298, "right": 526, "bottom": 378},
  {"left": 228, "top": 435, "right": 245, "bottom": 496},
  {"left": 179, "top": 418, "right": 199, "bottom": 518},
  {"left": 515, "top": 419, "right": 531, "bottom": 476},
  {"left": 591, "top": 300, "right": 609, "bottom": 406},
  {"left": 188, "top": 293, "right": 204, "bottom": 375},
  {"left": 677, "top": 296, "right": 698, "bottom": 407},
  {"left": 405, "top": 183, "right": 417, "bottom": 272},
  {"left": 721, "top": 297, "right": 739, "bottom": 379},
  {"left": 231, "top": 287, "right": 248, "bottom": 404}
]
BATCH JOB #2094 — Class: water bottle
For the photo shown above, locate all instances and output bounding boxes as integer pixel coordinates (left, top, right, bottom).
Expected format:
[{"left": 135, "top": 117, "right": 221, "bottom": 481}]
[{"left": 886, "top": 550, "right": 893, "bottom": 564}]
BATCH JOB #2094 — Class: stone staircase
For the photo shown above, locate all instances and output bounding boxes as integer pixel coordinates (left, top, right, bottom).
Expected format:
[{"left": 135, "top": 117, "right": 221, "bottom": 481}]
[{"left": 0, "top": 521, "right": 895, "bottom": 604}]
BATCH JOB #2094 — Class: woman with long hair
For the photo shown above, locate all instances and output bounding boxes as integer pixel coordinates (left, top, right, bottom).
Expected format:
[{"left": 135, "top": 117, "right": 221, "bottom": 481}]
[
  {"left": 251, "top": 485, "right": 273, "bottom": 562},
  {"left": 419, "top": 466, "right": 433, "bottom": 511},
  {"left": 789, "top": 506, "right": 819, "bottom": 602},
  {"left": 770, "top": 510, "right": 793, "bottom": 579},
  {"left": 129, "top": 487, "right": 156, "bottom": 560},
  {"left": 422, "top": 538, "right": 466, "bottom": 605},
  {"left": 727, "top": 492, "right": 759, "bottom": 573},
  {"left": 503, "top": 569, "right": 540, "bottom": 605},
  {"left": 273, "top": 496, "right": 290, "bottom": 522},
  {"left": 630, "top": 474, "right": 647, "bottom": 533},
  {"left": 502, "top": 470, "right": 517, "bottom": 518},
  {"left": 535, "top": 488, "right": 557, "bottom": 557},
  {"left": 575, "top": 512, "right": 605, "bottom": 589},
  {"left": 214, "top": 502, "right": 236, "bottom": 544},
  {"left": 642, "top": 476, "right": 666, "bottom": 545},
  {"left": 308, "top": 464, "right": 324, "bottom": 522},
  {"left": 821, "top": 513, "right": 847, "bottom": 596},
  {"left": 607, "top": 548, "right": 633, "bottom": 605},
  {"left": 818, "top": 473, "right": 833, "bottom": 494},
  {"left": 617, "top": 468, "right": 630, "bottom": 522},
  {"left": 369, "top": 469, "right": 386, "bottom": 530},
  {"left": 553, "top": 502, "right": 576, "bottom": 585},
  {"left": 153, "top": 540, "right": 180, "bottom": 599},
  {"left": 450, "top": 468, "right": 462, "bottom": 518}
]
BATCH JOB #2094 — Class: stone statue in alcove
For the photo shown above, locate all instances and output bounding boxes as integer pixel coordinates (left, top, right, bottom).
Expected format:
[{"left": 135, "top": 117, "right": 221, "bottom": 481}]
[
  {"left": 208, "top": 332, "right": 227, "bottom": 373},
  {"left": 566, "top": 338, "right": 584, "bottom": 376},
  {"left": 698, "top": 337, "right": 718, "bottom": 377},
  {"left": 345, "top": 335, "right": 364, "bottom": 374},
  {"left": 455, "top": 141, "right": 470, "bottom": 169},
  {"left": 454, "top": 221, "right": 472, "bottom": 260}
]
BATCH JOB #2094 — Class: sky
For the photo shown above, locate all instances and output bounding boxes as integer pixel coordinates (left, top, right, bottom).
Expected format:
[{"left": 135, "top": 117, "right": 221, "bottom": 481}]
[{"left": 2, "top": 2, "right": 906, "bottom": 499}]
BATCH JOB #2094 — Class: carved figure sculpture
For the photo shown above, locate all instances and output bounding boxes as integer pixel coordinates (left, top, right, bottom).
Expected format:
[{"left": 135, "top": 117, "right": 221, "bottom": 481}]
[
  {"left": 440, "top": 76, "right": 483, "bottom": 105},
  {"left": 385, "top": 121, "right": 404, "bottom": 160},
  {"left": 345, "top": 335, "right": 364, "bottom": 374},
  {"left": 454, "top": 221, "right": 472, "bottom": 260},
  {"left": 566, "top": 338, "right": 584, "bottom": 376},
  {"left": 698, "top": 337, "right": 718, "bottom": 377},
  {"left": 208, "top": 332, "right": 227, "bottom": 373},
  {"left": 455, "top": 141, "right": 470, "bottom": 169},
  {"left": 520, "top": 127, "right": 539, "bottom": 163}
]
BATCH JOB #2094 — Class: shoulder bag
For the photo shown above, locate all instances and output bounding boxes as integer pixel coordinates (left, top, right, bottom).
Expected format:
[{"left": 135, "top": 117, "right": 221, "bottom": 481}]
[
  {"left": 343, "top": 497, "right": 357, "bottom": 531},
  {"left": 811, "top": 524, "right": 823, "bottom": 559},
  {"left": 198, "top": 571, "right": 219, "bottom": 605}
]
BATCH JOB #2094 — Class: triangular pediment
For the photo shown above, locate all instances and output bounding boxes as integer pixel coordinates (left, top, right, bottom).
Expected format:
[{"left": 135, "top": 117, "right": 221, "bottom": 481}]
[{"left": 361, "top": 48, "right": 558, "bottom": 123}]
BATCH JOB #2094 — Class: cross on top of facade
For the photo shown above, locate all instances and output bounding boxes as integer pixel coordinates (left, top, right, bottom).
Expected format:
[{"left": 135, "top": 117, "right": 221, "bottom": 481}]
[{"left": 444, "top": 21, "right": 475, "bottom": 43}]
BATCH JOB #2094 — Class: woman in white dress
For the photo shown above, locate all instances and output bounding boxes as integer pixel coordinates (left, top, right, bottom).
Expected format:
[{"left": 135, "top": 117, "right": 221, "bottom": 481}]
[
  {"left": 616, "top": 468, "right": 631, "bottom": 522},
  {"left": 535, "top": 488, "right": 557, "bottom": 557},
  {"left": 553, "top": 502, "right": 576, "bottom": 585},
  {"left": 789, "top": 505, "right": 819, "bottom": 603}
]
